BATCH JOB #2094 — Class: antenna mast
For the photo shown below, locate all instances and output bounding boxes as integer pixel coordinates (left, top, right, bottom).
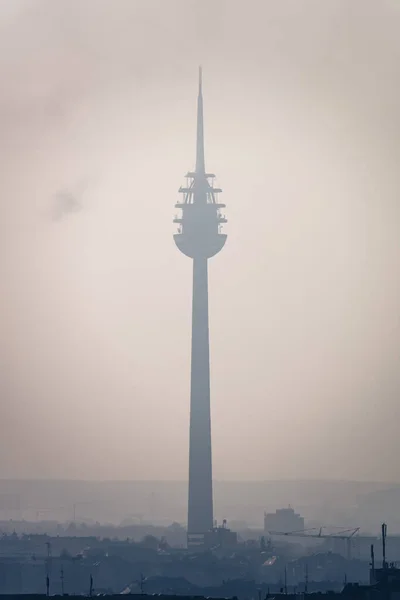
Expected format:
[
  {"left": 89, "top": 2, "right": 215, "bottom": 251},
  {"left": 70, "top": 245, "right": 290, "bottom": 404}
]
[{"left": 382, "top": 523, "right": 387, "bottom": 569}]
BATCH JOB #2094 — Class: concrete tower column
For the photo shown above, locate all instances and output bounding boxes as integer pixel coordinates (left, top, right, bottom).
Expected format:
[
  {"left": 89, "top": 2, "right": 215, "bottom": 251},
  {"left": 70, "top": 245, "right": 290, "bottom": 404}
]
[
  {"left": 188, "top": 256, "right": 213, "bottom": 535},
  {"left": 173, "top": 68, "right": 227, "bottom": 548}
]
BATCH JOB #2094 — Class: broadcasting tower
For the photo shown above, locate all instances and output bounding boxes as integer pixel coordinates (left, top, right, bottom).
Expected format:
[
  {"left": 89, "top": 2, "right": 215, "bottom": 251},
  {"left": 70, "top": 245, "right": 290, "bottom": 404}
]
[{"left": 173, "top": 69, "right": 227, "bottom": 547}]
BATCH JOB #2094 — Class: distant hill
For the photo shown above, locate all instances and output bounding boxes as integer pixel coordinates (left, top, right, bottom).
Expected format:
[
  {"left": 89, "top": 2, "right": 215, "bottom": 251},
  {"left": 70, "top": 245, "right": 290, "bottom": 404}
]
[
  {"left": 0, "top": 479, "right": 398, "bottom": 532},
  {"left": 357, "top": 487, "right": 400, "bottom": 532}
]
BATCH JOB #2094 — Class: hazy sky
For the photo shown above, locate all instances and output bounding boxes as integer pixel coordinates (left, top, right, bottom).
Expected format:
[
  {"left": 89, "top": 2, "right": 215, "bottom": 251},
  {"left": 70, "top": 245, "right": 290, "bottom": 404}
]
[{"left": 1, "top": 0, "right": 400, "bottom": 482}]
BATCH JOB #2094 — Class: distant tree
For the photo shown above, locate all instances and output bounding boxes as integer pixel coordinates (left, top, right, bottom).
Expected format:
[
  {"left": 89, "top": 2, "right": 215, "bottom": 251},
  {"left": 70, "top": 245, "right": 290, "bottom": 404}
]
[
  {"left": 140, "top": 535, "right": 159, "bottom": 550},
  {"left": 159, "top": 536, "right": 170, "bottom": 551},
  {"left": 168, "top": 522, "right": 185, "bottom": 532},
  {"left": 66, "top": 522, "right": 77, "bottom": 534}
]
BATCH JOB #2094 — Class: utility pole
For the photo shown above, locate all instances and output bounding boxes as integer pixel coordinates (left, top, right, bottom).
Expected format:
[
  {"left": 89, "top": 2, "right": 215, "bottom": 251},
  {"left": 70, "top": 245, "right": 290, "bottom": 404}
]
[
  {"left": 89, "top": 574, "right": 94, "bottom": 598},
  {"left": 284, "top": 566, "right": 288, "bottom": 595},
  {"left": 45, "top": 541, "right": 51, "bottom": 597},
  {"left": 370, "top": 544, "right": 375, "bottom": 583},
  {"left": 139, "top": 573, "right": 146, "bottom": 595},
  {"left": 60, "top": 566, "right": 64, "bottom": 596}
]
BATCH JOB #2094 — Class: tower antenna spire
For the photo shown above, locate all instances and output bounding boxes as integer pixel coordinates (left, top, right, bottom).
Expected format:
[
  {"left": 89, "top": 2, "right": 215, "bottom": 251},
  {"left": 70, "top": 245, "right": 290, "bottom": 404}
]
[{"left": 196, "top": 66, "right": 205, "bottom": 174}]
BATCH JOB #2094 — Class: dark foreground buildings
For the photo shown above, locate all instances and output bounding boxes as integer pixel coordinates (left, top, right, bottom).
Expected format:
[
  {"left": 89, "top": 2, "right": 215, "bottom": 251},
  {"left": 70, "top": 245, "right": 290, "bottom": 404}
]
[
  {"left": 0, "top": 525, "right": 399, "bottom": 598},
  {"left": 173, "top": 69, "right": 227, "bottom": 548}
]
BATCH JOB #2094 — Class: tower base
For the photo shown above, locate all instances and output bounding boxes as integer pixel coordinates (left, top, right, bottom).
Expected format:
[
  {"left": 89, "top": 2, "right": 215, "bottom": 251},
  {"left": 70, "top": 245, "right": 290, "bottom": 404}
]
[{"left": 187, "top": 526, "right": 238, "bottom": 551}]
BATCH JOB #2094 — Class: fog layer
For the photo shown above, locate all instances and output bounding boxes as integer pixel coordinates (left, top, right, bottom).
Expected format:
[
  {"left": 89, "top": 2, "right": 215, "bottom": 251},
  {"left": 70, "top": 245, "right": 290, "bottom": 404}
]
[{"left": 1, "top": 0, "right": 400, "bottom": 481}]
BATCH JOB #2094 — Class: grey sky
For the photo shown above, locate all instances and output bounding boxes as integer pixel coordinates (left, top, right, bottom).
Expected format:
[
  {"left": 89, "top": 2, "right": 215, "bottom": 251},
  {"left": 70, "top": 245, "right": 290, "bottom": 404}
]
[{"left": 1, "top": 0, "right": 400, "bottom": 482}]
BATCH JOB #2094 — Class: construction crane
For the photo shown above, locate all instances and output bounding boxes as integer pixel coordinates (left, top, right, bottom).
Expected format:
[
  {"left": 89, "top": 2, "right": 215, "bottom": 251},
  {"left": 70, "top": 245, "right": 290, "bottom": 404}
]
[{"left": 269, "top": 526, "right": 360, "bottom": 560}]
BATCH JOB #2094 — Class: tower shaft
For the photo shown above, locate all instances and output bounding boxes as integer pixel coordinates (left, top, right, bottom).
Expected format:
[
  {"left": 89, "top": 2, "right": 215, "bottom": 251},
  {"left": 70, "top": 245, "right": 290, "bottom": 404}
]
[
  {"left": 187, "top": 257, "right": 213, "bottom": 537},
  {"left": 173, "top": 69, "right": 227, "bottom": 548}
]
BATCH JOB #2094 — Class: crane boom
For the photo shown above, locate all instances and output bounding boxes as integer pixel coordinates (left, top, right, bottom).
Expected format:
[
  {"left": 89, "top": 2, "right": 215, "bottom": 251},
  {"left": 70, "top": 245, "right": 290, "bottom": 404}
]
[
  {"left": 268, "top": 527, "right": 360, "bottom": 539},
  {"left": 268, "top": 526, "right": 360, "bottom": 560}
]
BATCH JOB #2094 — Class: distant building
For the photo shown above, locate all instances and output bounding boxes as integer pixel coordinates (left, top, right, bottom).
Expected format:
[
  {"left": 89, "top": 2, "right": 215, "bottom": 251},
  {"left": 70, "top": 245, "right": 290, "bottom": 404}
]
[
  {"left": 371, "top": 565, "right": 400, "bottom": 587},
  {"left": 264, "top": 507, "right": 304, "bottom": 534},
  {"left": 188, "top": 522, "right": 238, "bottom": 551},
  {"left": 205, "top": 524, "right": 238, "bottom": 549}
]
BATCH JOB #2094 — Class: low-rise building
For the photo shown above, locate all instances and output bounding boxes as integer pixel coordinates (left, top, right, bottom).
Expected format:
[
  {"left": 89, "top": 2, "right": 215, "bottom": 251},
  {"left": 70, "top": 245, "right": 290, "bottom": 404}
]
[{"left": 264, "top": 507, "right": 304, "bottom": 534}]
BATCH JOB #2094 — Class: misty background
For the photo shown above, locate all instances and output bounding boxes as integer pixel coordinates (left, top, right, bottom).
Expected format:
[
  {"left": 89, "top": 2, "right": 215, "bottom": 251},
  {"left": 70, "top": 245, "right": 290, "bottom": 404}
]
[{"left": 0, "top": 0, "right": 400, "bottom": 484}]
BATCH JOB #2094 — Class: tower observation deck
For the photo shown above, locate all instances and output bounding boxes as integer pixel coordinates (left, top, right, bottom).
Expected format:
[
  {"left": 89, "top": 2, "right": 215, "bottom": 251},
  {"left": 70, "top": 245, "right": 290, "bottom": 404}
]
[{"left": 173, "top": 68, "right": 227, "bottom": 548}]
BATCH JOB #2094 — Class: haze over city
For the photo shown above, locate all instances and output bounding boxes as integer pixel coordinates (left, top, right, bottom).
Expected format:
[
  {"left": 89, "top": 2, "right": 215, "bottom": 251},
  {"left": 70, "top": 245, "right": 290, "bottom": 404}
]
[{"left": 1, "top": 0, "right": 400, "bottom": 483}]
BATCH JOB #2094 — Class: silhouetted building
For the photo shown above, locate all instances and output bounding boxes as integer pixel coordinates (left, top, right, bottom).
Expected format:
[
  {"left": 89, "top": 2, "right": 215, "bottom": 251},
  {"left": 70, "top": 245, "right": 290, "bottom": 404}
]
[
  {"left": 204, "top": 524, "right": 238, "bottom": 550},
  {"left": 264, "top": 507, "right": 304, "bottom": 534},
  {"left": 371, "top": 565, "right": 400, "bottom": 587},
  {"left": 173, "top": 69, "right": 227, "bottom": 548}
]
